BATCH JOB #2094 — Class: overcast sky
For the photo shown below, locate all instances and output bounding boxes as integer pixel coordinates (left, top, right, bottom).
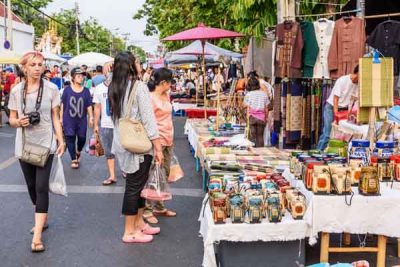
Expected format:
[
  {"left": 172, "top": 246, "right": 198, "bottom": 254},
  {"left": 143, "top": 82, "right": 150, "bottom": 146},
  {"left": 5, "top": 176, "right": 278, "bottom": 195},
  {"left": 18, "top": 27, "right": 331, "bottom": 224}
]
[{"left": 44, "top": 0, "right": 160, "bottom": 53}]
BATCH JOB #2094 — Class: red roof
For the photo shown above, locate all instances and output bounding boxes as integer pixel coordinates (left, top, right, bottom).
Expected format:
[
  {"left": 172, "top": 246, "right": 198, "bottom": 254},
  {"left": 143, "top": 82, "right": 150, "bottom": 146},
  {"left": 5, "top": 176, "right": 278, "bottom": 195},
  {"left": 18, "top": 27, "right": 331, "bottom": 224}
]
[{"left": 0, "top": 2, "right": 24, "bottom": 24}]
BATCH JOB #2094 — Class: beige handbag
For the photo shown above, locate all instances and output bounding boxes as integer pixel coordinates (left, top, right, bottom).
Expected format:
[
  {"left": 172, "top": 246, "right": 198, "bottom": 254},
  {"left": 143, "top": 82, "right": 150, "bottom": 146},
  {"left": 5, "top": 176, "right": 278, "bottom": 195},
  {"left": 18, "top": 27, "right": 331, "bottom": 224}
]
[{"left": 119, "top": 80, "right": 152, "bottom": 154}]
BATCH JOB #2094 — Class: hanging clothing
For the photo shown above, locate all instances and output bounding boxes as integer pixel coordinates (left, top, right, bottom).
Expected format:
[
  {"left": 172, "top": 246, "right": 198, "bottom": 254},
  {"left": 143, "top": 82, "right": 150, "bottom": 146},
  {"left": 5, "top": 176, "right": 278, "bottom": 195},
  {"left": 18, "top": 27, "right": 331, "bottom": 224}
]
[
  {"left": 275, "top": 21, "right": 304, "bottom": 78},
  {"left": 300, "top": 21, "right": 319, "bottom": 78},
  {"left": 328, "top": 17, "right": 366, "bottom": 79},
  {"left": 228, "top": 64, "right": 237, "bottom": 79},
  {"left": 313, "top": 19, "right": 335, "bottom": 79},
  {"left": 367, "top": 20, "right": 400, "bottom": 74},
  {"left": 244, "top": 37, "right": 275, "bottom": 78}
]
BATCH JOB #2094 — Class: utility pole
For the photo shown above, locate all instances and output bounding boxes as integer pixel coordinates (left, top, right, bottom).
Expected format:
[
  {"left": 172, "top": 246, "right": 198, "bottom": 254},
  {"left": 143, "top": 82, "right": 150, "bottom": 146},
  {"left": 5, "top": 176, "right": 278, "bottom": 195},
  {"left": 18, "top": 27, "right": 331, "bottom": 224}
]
[
  {"left": 122, "top": 33, "right": 130, "bottom": 50},
  {"left": 75, "top": 2, "right": 80, "bottom": 55},
  {"left": 6, "top": 0, "right": 13, "bottom": 50}
]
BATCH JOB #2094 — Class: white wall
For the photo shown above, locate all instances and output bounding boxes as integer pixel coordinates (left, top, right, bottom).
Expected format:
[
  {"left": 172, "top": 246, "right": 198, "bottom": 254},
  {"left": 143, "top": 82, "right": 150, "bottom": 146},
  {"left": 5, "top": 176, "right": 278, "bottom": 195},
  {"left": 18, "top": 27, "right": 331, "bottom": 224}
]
[{"left": 0, "top": 18, "right": 34, "bottom": 54}]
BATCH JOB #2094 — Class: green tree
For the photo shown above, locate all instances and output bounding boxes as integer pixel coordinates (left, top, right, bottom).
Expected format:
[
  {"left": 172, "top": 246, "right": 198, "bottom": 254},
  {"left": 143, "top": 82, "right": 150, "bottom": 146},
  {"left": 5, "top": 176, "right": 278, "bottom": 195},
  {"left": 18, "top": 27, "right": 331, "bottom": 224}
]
[
  {"left": 128, "top": 45, "right": 146, "bottom": 63},
  {"left": 52, "top": 9, "right": 125, "bottom": 56},
  {"left": 11, "top": 0, "right": 53, "bottom": 41}
]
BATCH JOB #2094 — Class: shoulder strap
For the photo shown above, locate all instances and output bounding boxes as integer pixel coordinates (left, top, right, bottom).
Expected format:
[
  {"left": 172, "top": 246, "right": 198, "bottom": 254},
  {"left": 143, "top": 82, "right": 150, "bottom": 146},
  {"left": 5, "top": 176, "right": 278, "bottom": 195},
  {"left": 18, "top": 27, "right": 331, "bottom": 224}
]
[
  {"left": 22, "top": 79, "right": 44, "bottom": 114},
  {"left": 124, "top": 79, "right": 138, "bottom": 119}
]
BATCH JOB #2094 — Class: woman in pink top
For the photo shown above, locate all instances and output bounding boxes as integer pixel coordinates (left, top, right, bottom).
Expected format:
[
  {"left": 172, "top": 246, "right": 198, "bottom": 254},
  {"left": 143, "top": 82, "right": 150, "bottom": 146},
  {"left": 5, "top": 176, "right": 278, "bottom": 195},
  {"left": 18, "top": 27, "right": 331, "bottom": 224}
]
[{"left": 144, "top": 68, "right": 177, "bottom": 224}]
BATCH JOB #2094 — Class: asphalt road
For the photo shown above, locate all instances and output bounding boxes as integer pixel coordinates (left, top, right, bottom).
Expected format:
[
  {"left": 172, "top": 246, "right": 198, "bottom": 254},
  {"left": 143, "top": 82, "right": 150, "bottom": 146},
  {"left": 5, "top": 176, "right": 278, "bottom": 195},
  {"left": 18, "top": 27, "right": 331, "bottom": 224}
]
[{"left": 0, "top": 114, "right": 399, "bottom": 267}]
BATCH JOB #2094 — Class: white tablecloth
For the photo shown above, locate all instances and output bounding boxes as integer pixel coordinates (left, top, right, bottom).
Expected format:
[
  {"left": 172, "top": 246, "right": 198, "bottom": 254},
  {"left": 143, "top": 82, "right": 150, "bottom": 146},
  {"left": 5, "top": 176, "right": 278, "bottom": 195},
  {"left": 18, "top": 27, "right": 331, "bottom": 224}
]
[
  {"left": 172, "top": 102, "right": 197, "bottom": 112},
  {"left": 283, "top": 169, "right": 400, "bottom": 245},
  {"left": 198, "top": 196, "right": 309, "bottom": 267},
  {"left": 184, "top": 120, "right": 200, "bottom": 154}
]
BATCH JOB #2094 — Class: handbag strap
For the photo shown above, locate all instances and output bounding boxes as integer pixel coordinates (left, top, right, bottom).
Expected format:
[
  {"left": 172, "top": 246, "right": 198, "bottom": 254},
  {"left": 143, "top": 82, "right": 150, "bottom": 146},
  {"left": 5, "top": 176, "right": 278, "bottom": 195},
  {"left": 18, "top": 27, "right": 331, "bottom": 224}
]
[{"left": 123, "top": 79, "right": 138, "bottom": 119}]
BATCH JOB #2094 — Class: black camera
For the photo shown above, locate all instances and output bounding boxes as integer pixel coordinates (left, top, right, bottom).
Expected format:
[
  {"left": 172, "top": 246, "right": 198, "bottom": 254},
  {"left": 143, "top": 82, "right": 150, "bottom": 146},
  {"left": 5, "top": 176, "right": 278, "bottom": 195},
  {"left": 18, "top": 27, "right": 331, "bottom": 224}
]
[{"left": 27, "top": 111, "right": 41, "bottom": 125}]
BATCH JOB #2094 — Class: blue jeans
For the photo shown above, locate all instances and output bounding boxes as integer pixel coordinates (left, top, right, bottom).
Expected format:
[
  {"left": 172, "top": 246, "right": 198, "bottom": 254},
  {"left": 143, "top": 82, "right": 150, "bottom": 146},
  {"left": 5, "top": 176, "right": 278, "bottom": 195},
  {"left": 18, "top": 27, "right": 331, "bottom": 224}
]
[{"left": 317, "top": 103, "right": 334, "bottom": 151}]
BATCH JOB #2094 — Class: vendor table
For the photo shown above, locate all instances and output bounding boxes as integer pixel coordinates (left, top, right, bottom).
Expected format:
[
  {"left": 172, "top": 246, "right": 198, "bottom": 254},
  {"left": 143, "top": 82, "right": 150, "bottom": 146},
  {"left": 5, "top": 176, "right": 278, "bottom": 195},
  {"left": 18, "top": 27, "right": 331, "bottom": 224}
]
[
  {"left": 185, "top": 108, "right": 217, "bottom": 118},
  {"left": 199, "top": 196, "right": 308, "bottom": 267},
  {"left": 172, "top": 102, "right": 197, "bottom": 113},
  {"left": 284, "top": 170, "right": 400, "bottom": 267}
]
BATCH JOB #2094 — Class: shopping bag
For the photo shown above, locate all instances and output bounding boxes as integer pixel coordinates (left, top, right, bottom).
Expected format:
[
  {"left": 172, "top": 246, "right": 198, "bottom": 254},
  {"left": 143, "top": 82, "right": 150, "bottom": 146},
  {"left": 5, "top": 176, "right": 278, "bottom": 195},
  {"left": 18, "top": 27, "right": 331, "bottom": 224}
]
[
  {"left": 168, "top": 151, "right": 184, "bottom": 183},
  {"left": 141, "top": 164, "right": 172, "bottom": 201},
  {"left": 49, "top": 155, "right": 68, "bottom": 196},
  {"left": 95, "top": 132, "right": 104, "bottom": 157},
  {"left": 88, "top": 135, "right": 96, "bottom": 156}
]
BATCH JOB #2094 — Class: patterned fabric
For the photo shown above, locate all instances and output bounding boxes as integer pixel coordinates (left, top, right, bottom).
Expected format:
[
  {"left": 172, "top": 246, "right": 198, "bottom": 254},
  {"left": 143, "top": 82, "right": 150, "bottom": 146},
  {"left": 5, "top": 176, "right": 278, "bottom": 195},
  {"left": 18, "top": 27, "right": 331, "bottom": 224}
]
[
  {"left": 359, "top": 57, "right": 394, "bottom": 107},
  {"left": 275, "top": 21, "right": 304, "bottom": 78},
  {"left": 287, "top": 80, "right": 303, "bottom": 142}
]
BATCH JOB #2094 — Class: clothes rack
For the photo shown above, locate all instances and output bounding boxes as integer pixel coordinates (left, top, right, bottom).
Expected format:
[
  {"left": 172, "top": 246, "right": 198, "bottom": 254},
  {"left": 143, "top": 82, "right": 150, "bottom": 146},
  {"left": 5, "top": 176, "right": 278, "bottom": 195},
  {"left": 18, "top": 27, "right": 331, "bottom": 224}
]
[
  {"left": 290, "top": 8, "right": 361, "bottom": 19},
  {"left": 365, "top": 12, "right": 400, "bottom": 19}
]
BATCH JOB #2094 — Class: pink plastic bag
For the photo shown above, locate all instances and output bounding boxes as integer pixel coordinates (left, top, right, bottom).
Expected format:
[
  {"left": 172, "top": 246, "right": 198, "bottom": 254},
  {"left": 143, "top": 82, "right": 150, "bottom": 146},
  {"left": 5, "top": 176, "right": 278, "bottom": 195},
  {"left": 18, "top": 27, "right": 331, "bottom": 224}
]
[
  {"left": 141, "top": 164, "right": 172, "bottom": 201},
  {"left": 88, "top": 135, "right": 96, "bottom": 156}
]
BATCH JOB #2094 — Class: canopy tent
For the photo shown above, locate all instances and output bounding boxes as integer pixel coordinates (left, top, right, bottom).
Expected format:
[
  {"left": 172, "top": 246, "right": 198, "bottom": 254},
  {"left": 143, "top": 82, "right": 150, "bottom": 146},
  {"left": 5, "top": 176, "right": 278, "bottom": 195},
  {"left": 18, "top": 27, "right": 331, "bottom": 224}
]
[
  {"left": 0, "top": 50, "right": 21, "bottom": 64},
  {"left": 68, "top": 52, "right": 113, "bottom": 67},
  {"left": 42, "top": 52, "right": 67, "bottom": 63},
  {"left": 165, "top": 53, "right": 220, "bottom": 66},
  {"left": 168, "top": 40, "right": 243, "bottom": 59}
]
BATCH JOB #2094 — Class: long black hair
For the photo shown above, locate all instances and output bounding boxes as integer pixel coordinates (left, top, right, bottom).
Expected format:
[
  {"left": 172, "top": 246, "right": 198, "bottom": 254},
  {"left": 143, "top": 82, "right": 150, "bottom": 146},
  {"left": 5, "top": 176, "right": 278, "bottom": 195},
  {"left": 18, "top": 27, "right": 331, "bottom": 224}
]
[
  {"left": 108, "top": 51, "right": 138, "bottom": 121},
  {"left": 147, "top": 67, "right": 173, "bottom": 92},
  {"left": 246, "top": 72, "right": 260, "bottom": 91}
]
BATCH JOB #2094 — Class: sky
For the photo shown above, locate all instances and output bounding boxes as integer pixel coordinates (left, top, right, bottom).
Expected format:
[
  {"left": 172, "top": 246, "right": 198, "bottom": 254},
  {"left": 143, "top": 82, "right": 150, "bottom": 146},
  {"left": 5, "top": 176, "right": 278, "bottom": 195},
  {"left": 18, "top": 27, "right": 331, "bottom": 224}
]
[{"left": 44, "top": 0, "right": 160, "bottom": 53}]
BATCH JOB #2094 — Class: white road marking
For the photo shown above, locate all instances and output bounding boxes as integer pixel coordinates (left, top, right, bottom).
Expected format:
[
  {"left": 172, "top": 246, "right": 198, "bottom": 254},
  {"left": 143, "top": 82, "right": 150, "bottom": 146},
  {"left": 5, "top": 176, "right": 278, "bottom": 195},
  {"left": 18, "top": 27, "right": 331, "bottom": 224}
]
[
  {"left": 0, "top": 157, "right": 17, "bottom": 170},
  {"left": 0, "top": 185, "right": 204, "bottom": 197}
]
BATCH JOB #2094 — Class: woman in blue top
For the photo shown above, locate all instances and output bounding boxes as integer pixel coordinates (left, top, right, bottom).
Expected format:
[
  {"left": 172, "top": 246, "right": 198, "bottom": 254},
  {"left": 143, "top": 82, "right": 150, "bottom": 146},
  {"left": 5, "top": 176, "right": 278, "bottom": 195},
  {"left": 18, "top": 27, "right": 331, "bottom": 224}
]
[{"left": 61, "top": 67, "right": 93, "bottom": 169}]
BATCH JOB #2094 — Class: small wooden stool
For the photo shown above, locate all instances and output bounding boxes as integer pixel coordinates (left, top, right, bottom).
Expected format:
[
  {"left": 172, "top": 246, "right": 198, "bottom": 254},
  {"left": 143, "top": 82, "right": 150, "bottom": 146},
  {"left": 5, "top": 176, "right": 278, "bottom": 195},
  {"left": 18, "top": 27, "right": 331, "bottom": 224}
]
[{"left": 320, "top": 232, "right": 387, "bottom": 267}]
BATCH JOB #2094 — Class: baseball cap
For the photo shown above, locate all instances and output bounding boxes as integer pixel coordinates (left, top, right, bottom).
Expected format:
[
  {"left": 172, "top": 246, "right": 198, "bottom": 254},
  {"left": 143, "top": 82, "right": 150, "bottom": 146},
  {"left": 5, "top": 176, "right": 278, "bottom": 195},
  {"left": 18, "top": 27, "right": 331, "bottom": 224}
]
[{"left": 71, "top": 67, "right": 84, "bottom": 76}]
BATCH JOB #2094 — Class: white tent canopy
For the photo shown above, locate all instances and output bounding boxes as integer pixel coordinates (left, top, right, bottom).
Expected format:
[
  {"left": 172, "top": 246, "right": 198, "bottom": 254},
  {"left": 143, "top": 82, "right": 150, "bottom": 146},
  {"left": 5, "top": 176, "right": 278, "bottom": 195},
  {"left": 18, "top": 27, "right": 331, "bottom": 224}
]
[
  {"left": 42, "top": 52, "right": 66, "bottom": 63},
  {"left": 68, "top": 52, "right": 113, "bottom": 67}
]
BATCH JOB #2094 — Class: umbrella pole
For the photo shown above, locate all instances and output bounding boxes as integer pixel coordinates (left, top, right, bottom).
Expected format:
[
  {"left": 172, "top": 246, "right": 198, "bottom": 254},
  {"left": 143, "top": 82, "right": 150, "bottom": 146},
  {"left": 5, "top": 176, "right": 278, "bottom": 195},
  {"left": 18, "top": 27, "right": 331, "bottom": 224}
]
[
  {"left": 202, "top": 41, "right": 207, "bottom": 119},
  {"left": 216, "top": 67, "right": 221, "bottom": 131}
]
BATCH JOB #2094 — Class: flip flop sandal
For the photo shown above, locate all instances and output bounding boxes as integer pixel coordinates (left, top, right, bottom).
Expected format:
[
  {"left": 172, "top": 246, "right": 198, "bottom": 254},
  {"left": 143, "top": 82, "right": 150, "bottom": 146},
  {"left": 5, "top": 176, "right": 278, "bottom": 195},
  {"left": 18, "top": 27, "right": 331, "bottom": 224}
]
[
  {"left": 102, "top": 178, "right": 117, "bottom": 186},
  {"left": 143, "top": 213, "right": 158, "bottom": 224},
  {"left": 31, "top": 242, "right": 45, "bottom": 253},
  {"left": 153, "top": 210, "right": 177, "bottom": 217},
  {"left": 71, "top": 160, "right": 79, "bottom": 169},
  {"left": 30, "top": 224, "right": 49, "bottom": 234}
]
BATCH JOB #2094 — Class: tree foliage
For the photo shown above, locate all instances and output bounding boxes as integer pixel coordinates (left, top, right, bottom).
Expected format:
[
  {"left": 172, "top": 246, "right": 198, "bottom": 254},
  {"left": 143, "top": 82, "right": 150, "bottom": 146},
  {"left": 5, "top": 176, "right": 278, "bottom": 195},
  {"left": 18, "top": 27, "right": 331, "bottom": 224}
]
[
  {"left": 128, "top": 45, "right": 146, "bottom": 63},
  {"left": 134, "top": 0, "right": 349, "bottom": 51}
]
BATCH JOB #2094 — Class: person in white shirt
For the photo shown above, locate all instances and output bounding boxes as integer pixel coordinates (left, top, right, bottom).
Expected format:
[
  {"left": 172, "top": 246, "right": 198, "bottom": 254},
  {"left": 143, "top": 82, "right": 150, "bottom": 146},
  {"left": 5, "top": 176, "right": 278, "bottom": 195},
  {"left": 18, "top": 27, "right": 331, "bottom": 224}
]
[
  {"left": 317, "top": 65, "right": 359, "bottom": 151},
  {"left": 93, "top": 74, "right": 117, "bottom": 185}
]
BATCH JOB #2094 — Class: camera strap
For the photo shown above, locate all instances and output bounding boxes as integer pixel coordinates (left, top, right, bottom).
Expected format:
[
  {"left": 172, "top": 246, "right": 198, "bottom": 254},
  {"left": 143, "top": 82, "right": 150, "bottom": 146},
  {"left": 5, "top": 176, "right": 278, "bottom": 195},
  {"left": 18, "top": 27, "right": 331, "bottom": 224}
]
[{"left": 22, "top": 78, "right": 44, "bottom": 114}]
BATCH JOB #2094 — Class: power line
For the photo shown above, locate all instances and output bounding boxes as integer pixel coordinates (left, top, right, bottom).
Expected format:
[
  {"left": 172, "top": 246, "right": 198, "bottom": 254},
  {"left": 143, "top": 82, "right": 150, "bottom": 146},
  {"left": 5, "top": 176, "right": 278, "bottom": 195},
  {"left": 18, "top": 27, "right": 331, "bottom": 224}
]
[{"left": 18, "top": 0, "right": 106, "bottom": 48}]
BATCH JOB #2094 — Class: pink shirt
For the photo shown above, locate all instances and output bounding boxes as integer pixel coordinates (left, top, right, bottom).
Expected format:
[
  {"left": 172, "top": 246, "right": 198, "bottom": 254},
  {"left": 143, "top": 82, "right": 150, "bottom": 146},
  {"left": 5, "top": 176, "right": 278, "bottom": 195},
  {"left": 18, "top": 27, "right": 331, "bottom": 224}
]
[{"left": 151, "top": 93, "right": 174, "bottom": 147}]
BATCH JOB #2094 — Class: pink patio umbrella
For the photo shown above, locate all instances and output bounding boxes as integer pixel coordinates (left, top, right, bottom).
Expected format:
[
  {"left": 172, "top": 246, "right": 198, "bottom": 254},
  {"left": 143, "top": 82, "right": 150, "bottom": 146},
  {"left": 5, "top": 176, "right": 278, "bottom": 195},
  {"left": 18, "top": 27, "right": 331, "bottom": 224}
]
[{"left": 162, "top": 23, "right": 244, "bottom": 118}]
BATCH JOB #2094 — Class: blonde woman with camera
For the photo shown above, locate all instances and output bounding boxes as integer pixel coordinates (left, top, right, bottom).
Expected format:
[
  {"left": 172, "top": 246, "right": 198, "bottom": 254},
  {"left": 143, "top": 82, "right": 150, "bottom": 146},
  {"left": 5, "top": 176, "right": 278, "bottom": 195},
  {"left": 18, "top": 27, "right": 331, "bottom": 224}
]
[{"left": 8, "top": 51, "right": 65, "bottom": 253}]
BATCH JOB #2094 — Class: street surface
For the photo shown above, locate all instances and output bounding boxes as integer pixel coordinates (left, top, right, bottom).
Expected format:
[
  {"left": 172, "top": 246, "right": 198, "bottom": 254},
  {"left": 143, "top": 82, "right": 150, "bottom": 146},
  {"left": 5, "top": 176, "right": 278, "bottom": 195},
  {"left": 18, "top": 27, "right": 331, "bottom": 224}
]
[{"left": 0, "top": 115, "right": 399, "bottom": 267}]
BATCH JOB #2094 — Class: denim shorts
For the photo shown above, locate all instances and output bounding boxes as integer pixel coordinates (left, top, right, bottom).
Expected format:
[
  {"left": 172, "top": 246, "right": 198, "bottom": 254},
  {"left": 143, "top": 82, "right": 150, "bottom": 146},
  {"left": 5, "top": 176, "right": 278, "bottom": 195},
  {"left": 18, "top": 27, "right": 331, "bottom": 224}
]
[{"left": 100, "top": 127, "right": 115, "bottom": 159}]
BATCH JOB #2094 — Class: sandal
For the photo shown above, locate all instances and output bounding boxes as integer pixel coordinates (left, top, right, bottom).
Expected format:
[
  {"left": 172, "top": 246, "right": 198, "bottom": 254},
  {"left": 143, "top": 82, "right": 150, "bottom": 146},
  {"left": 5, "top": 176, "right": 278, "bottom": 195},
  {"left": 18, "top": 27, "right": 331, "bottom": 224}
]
[
  {"left": 102, "top": 178, "right": 117, "bottom": 186},
  {"left": 143, "top": 213, "right": 158, "bottom": 224},
  {"left": 30, "top": 224, "right": 49, "bottom": 234},
  {"left": 153, "top": 209, "right": 177, "bottom": 217},
  {"left": 76, "top": 152, "right": 81, "bottom": 162},
  {"left": 71, "top": 160, "right": 79, "bottom": 169},
  {"left": 31, "top": 242, "right": 45, "bottom": 253}
]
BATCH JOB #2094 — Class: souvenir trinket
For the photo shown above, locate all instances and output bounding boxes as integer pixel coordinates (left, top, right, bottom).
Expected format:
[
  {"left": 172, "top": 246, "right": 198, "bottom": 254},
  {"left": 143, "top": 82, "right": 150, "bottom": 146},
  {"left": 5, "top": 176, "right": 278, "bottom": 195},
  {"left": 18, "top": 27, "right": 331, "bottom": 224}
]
[
  {"left": 211, "top": 193, "right": 228, "bottom": 224},
  {"left": 330, "top": 166, "right": 352, "bottom": 195},
  {"left": 247, "top": 195, "right": 264, "bottom": 223},
  {"left": 312, "top": 165, "right": 331, "bottom": 194},
  {"left": 349, "top": 139, "right": 370, "bottom": 164},
  {"left": 305, "top": 161, "right": 324, "bottom": 190},
  {"left": 290, "top": 194, "right": 306, "bottom": 220},
  {"left": 371, "top": 157, "right": 393, "bottom": 182},
  {"left": 359, "top": 167, "right": 380, "bottom": 196},
  {"left": 373, "top": 141, "right": 395, "bottom": 158},
  {"left": 229, "top": 195, "right": 246, "bottom": 223},
  {"left": 266, "top": 193, "right": 282, "bottom": 223},
  {"left": 349, "top": 159, "right": 363, "bottom": 185}
]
